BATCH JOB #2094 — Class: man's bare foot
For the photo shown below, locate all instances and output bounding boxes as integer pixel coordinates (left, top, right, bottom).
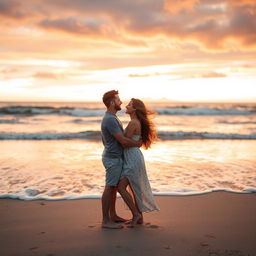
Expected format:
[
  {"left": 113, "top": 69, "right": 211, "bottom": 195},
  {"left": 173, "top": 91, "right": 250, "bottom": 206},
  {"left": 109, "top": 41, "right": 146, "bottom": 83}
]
[
  {"left": 111, "top": 215, "right": 128, "bottom": 223},
  {"left": 102, "top": 221, "right": 124, "bottom": 229},
  {"left": 127, "top": 214, "right": 142, "bottom": 228}
]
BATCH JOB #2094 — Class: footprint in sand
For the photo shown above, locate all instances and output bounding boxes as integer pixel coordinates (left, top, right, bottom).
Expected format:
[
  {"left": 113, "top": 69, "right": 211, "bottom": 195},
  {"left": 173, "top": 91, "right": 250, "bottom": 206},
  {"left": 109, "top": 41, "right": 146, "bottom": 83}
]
[
  {"left": 148, "top": 225, "right": 159, "bottom": 229},
  {"left": 205, "top": 234, "right": 216, "bottom": 239},
  {"left": 208, "top": 251, "right": 219, "bottom": 256},
  {"left": 29, "top": 247, "right": 39, "bottom": 251},
  {"left": 37, "top": 231, "right": 45, "bottom": 235}
]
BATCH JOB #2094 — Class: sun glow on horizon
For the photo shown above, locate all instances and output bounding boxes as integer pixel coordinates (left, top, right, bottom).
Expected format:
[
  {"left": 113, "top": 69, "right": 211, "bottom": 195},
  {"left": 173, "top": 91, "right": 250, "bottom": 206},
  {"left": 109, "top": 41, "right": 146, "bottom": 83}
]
[{"left": 1, "top": 62, "right": 256, "bottom": 102}]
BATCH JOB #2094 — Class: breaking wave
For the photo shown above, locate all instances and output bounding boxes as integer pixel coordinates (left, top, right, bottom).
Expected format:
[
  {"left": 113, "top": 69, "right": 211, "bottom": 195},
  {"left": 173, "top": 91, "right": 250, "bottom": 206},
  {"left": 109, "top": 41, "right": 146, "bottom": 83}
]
[
  {"left": 1, "top": 105, "right": 255, "bottom": 117},
  {"left": 0, "top": 131, "right": 255, "bottom": 140}
]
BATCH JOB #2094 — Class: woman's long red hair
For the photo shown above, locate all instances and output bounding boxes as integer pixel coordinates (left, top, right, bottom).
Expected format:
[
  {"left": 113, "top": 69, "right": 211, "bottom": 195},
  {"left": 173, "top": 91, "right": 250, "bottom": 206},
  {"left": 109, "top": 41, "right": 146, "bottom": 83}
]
[{"left": 132, "top": 98, "right": 157, "bottom": 149}]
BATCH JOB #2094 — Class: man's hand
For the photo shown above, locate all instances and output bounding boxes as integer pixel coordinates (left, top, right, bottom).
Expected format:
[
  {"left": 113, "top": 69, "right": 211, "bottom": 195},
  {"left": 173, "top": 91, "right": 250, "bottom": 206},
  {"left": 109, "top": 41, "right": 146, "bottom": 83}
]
[{"left": 137, "top": 139, "right": 143, "bottom": 148}]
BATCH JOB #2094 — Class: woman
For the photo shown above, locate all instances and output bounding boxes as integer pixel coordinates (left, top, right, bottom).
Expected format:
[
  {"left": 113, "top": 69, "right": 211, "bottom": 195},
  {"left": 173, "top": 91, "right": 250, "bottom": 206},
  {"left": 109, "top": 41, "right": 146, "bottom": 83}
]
[{"left": 118, "top": 98, "right": 160, "bottom": 227}]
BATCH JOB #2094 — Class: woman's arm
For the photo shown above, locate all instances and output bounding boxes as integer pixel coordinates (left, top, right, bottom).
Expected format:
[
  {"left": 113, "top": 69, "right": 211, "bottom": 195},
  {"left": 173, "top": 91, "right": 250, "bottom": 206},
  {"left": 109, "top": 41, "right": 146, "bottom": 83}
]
[
  {"left": 124, "top": 120, "right": 142, "bottom": 147},
  {"left": 125, "top": 120, "right": 138, "bottom": 139}
]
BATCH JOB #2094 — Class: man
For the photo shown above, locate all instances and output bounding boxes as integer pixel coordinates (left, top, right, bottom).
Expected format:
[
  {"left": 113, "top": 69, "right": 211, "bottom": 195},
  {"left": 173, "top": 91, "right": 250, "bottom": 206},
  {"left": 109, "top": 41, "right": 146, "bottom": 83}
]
[{"left": 101, "top": 90, "right": 141, "bottom": 229}]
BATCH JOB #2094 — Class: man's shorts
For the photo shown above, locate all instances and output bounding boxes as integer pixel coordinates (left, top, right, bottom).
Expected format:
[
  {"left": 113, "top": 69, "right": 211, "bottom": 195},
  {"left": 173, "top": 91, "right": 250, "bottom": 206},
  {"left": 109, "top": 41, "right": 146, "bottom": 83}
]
[{"left": 102, "top": 156, "right": 123, "bottom": 187}]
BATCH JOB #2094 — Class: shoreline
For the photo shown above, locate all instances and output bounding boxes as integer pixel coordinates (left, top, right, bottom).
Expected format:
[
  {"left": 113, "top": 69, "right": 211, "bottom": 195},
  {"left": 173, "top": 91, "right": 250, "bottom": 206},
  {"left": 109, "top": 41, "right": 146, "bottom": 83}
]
[
  {"left": 1, "top": 189, "right": 256, "bottom": 201},
  {"left": 1, "top": 191, "right": 256, "bottom": 256}
]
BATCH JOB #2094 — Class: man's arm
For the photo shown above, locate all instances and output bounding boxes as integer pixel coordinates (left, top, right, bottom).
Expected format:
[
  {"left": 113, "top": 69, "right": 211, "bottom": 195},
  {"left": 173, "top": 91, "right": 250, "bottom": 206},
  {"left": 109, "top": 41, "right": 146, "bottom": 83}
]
[
  {"left": 115, "top": 120, "right": 142, "bottom": 148},
  {"left": 106, "top": 116, "right": 142, "bottom": 148},
  {"left": 113, "top": 132, "right": 142, "bottom": 148}
]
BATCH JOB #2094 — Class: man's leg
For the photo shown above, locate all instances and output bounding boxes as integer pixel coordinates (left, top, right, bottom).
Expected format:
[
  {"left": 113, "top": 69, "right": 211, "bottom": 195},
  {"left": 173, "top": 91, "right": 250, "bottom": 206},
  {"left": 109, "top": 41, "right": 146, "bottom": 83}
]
[
  {"left": 102, "top": 156, "right": 125, "bottom": 226},
  {"left": 101, "top": 185, "right": 123, "bottom": 229}
]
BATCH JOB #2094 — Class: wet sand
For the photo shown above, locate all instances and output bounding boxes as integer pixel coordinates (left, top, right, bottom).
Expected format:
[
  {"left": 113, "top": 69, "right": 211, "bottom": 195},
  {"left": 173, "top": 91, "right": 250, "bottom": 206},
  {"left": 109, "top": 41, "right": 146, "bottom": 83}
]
[{"left": 0, "top": 192, "right": 256, "bottom": 256}]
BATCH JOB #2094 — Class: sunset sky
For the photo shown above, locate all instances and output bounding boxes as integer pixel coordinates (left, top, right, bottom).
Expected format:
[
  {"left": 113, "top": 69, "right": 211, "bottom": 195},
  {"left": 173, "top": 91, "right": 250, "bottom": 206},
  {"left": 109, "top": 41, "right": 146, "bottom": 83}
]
[{"left": 0, "top": 0, "right": 256, "bottom": 102}]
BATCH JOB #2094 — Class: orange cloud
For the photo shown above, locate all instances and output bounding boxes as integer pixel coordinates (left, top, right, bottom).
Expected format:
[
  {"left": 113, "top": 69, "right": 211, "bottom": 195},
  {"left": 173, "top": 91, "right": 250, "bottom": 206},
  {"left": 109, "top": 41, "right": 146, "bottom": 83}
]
[
  {"left": 38, "top": 17, "right": 106, "bottom": 36},
  {"left": 164, "top": 0, "right": 199, "bottom": 13},
  {"left": 0, "top": 0, "right": 255, "bottom": 75},
  {"left": 0, "top": 68, "right": 18, "bottom": 74},
  {"left": 201, "top": 71, "right": 227, "bottom": 78},
  {"left": 0, "top": 0, "right": 27, "bottom": 19},
  {"left": 33, "top": 72, "right": 59, "bottom": 79},
  {"left": 0, "top": 0, "right": 255, "bottom": 50},
  {"left": 128, "top": 73, "right": 151, "bottom": 78}
]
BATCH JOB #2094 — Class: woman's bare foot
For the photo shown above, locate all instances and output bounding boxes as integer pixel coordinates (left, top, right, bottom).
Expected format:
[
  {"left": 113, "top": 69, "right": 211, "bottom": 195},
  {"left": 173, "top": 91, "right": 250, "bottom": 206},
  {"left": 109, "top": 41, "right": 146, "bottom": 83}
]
[
  {"left": 127, "top": 214, "right": 142, "bottom": 228},
  {"left": 137, "top": 216, "right": 143, "bottom": 224},
  {"left": 125, "top": 216, "right": 143, "bottom": 225},
  {"left": 102, "top": 221, "right": 124, "bottom": 229}
]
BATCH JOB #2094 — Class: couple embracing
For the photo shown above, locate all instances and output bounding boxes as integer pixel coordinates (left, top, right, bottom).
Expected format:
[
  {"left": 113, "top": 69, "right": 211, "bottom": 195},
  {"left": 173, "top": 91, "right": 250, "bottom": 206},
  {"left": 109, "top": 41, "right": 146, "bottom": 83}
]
[{"left": 101, "top": 90, "right": 159, "bottom": 229}]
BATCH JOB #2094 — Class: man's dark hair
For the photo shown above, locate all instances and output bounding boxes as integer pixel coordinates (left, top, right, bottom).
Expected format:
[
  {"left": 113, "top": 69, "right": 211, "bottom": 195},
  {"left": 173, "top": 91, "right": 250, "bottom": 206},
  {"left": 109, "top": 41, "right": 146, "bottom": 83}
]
[{"left": 102, "top": 90, "right": 119, "bottom": 107}]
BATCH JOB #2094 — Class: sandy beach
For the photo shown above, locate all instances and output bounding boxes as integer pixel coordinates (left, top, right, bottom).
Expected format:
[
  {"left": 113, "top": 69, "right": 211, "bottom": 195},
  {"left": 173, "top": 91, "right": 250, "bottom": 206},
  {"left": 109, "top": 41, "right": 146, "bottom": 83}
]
[{"left": 0, "top": 192, "right": 255, "bottom": 256}]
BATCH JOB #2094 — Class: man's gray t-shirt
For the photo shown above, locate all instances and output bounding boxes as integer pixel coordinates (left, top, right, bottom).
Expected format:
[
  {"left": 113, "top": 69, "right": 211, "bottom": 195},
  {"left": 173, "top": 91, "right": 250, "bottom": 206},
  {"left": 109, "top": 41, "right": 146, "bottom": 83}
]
[{"left": 101, "top": 112, "right": 124, "bottom": 158}]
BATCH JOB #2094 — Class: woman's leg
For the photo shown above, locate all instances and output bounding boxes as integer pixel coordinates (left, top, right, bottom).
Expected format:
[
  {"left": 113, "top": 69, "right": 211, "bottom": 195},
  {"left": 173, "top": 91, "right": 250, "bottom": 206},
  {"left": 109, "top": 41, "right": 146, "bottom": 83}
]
[
  {"left": 134, "top": 197, "right": 143, "bottom": 224},
  {"left": 128, "top": 185, "right": 144, "bottom": 224},
  {"left": 117, "top": 178, "right": 141, "bottom": 225}
]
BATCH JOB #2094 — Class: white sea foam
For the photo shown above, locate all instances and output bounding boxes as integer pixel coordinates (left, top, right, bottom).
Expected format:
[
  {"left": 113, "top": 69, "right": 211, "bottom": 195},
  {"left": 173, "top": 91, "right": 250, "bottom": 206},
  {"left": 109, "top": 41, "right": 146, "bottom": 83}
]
[
  {"left": 1, "top": 131, "right": 256, "bottom": 140},
  {"left": 30, "top": 108, "right": 54, "bottom": 115},
  {"left": 243, "top": 187, "right": 256, "bottom": 193},
  {"left": 0, "top": 188, "right": 255, "bottom": 201},
  {"left": 0, "top": 106, "right": 104, "bottom": 117},
  {"left": 0, "top": 104, "right": 254, "bottom": 117},
  {"left": 155, "top": 107, "right": 252, "bottom": 116},
  {"left": 0, "top": 131, "right": 100, "bottom": 140},
  {"left": 158, "top": 131, "right": 256, "bottom": 140},
  {"left": 218, "top": 120, "right": 256, "bottom": 125},
  {"left": 0, "top": 193, "right": 102, "bottom": 200},
  {"left": 0, "top": 119, "right": 24, "bottom": 124},
  {"left": 59, "top": 108, "right": 104, "bottom": 117},
  {"left": 70, "top": 119, "right": 101, "bottom": 124}
]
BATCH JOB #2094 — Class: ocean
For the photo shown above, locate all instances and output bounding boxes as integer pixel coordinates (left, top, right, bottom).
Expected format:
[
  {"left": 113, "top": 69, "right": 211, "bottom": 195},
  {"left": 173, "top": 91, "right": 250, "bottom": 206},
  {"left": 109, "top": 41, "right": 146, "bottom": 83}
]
[{"left": 0, "top": 101, "right": 255, "bottom": 200}]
